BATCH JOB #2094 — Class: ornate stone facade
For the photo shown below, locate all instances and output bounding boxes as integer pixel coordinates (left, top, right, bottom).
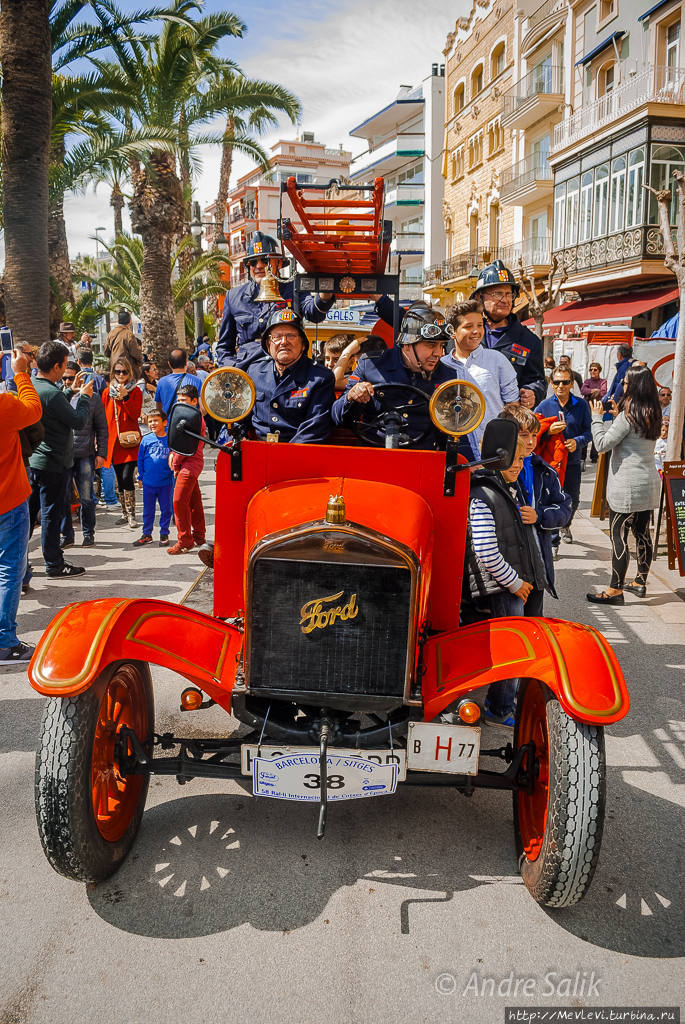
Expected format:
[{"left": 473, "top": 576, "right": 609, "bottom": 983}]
[{"left": 427, "top": 0, "right": 515, "bottom": 303}]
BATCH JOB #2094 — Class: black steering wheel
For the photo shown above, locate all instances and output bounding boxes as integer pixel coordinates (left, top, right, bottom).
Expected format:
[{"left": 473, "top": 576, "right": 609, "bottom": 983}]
[{"left": 349, "top": 382, "right": 434, "bottom": 449}]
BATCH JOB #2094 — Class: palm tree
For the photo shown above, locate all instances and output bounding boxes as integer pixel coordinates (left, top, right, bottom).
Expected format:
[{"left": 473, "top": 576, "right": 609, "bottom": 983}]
[
  {"left": 60, "top": 289, "right": 110, "bottom": 337},
  {"left": 89, "top": 0, "right": 301, "bottom": 368},
  {"left": 78, "top": 231, "right": 229, "bottom": 338},
  {"left": 0, "top": 1, "right": 52, "bottom": 348}
]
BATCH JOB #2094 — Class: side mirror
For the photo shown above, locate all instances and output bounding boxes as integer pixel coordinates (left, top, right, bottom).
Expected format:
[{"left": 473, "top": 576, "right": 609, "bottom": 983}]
[
  {"left": 480, "top": 418, "right": 518, "bottom": 471},
  {"left": 167, "top": 402, "right": 203, "bottom": 457}
]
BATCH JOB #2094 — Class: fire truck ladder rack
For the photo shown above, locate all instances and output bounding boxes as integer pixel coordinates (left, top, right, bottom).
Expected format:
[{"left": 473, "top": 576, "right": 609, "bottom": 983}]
[{"left": 278, "top": 176, "right": 401, "bottom": 333}]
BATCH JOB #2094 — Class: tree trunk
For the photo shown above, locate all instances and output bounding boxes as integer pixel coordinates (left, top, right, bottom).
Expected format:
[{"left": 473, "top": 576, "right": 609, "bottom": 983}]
[
  {"left": 48, "top": 139, "right": 76, "bottom": 322},
  {"left": 111, "top": 185, "right": 125, "bottom": 237},
  {"left": 213, "top": 115, "right": 234, "bottom": 316},
  {"left": 0, "top": 0, "right": 52, "bottom": 348},
  {"left": 667, "top": 282, "right": 685, "bottom": 461},
  {"left": 130, "top": 149, "right": 184, "bottom": 373}
]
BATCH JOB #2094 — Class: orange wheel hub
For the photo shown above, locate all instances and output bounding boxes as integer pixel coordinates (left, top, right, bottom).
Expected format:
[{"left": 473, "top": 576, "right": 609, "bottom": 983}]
[
  {"left": 516, "top": 681, "right": 550, "bottom": 862},
  {"left": 91, "top": 667, "right": 148, "bottom": 842}
]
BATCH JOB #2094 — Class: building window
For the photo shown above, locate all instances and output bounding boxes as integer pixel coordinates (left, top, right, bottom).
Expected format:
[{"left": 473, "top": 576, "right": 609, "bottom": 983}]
[
  {"left": 609, "top": 156, "right": 626, "bottom": 234},
  {"left": 626, "top": 148, "right": 645, "bottom": 227},
  {"left": 566, "top": 176, "right": 580, "bottom": 246},
  {"left": 296, "top": 173, "right": 312, "bottom": 184},
  {"left": 598, "top": 0, "right": 617, "bottom": 28},
  {"left": 593, "top": 163, "right": 609, "bottom": 237},
  {"left": 398, "top": 162, "right": 423, "bottom": 185},
  {"left": 400, "top": 215, "right": 423, "bottom": 235},
  {"left": 454, "top": 146, "right": 465, "bottom": 179},
  {"left": 667, "top": 21, "right": 681, "bottom": 80},
  {"left": 491, "top": 42, "right": 505, "bottom": 78},
  {"left": 471, "top": 65, "right": 484, "bottom": 99},
  {"left": 533, "top": 55, "right": 553, "bottom": 94},
  {"left": 554, "top": 183, "right": 566, "bottom": 250},
  {"left": 488, "top": 118, "right": 503, "bottom": 156},
  {"left": 469, "top": 212, "right": 479, "bottom": 252},
  {"left": 454, "top": 83, "right": 465, "bottom": 113},
  {"left": 468, "top": 131, "right": 483, "bottom": 169},
  {"left": 649, "top": 144, "right": 685, "bottom": 225},
  {"left": 489, "top": 204, "right": 501, "bottom": 250},
  {"left": 579, "top": 171, "right": 593, "bottom": 241},
  {"left": 604, "top": 65, "right": 615, "bottom": 94}
]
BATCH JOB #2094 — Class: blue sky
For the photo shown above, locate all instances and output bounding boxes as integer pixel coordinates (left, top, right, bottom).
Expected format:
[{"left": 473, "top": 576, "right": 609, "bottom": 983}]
[{"left": 64, "top": 0, "right": 468, "bottom": 257}]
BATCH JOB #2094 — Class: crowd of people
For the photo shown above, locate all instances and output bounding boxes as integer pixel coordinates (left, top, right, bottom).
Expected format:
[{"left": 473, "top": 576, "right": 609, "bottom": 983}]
[{"left": 0, "top": 243, "right": 673, "bottom": 703}]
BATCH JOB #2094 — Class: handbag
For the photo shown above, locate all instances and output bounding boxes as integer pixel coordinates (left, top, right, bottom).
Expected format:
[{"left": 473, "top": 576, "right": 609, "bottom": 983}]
[{"left": 113, "top": 394, "right": 141, "bottom": 448}]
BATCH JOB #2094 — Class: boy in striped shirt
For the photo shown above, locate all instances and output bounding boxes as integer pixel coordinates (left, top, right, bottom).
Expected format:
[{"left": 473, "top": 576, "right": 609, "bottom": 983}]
[{"left": 463, "top": 439, "right": 547, "bottom": 726}]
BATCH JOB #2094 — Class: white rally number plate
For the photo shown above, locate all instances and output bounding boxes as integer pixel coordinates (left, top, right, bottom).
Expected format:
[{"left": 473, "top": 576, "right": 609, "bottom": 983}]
[
  {"left": 242, "top": 744, "right": 406, "bottom": 781},
  {"left": 406, "top": 722, "right": 480, "bottom": 776},
  {"left": 253, "top": 753, "right": 398, "bottom": 802}
]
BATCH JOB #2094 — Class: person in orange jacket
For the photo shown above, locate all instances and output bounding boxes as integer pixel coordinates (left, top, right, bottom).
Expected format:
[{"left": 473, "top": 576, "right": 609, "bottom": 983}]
[
  {"left": 535, "top": 413, "right": 568, "bottom": 486},
  {"left": 0, "top": 347, "right": 42, "bottom": 662}
]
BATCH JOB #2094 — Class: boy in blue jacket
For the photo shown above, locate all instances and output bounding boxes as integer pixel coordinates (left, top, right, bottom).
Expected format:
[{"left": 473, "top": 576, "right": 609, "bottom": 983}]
[
  {"left": 498, "top": 404, "right": 572, "bottom": 616},
  {"left": 134, "top": 409, "right": 174, "bottom": 547}
]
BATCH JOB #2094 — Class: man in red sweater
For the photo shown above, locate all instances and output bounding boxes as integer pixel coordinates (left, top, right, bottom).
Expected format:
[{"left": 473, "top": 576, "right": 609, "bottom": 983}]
[
  {"left": 168, "top": 384, "right": 206, "bottom": 555},
  {"left": 0, "top": 348, "right": 42, "bottom": 662}
]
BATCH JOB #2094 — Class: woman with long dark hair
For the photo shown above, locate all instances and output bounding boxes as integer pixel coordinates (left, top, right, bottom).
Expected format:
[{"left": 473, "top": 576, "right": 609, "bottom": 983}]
[{"left": 587, "top": 366, "right": 662, "bottom": 603}]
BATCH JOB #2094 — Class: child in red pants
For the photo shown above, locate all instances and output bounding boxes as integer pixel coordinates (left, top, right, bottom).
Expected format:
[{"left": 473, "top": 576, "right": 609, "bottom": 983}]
[{"left": 168, "top": 385, "right": 206, "bottom": 555}]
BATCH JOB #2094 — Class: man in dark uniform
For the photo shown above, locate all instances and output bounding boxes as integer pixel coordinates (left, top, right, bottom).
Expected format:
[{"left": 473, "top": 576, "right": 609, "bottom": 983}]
[
  {"left": 471, "top": 260, "right": 546, "bottom": 406},
  {"left": 216, "top": 232, "right": 335, "bottom": 371},
  {"left": 246, "top": 308, "right": 335, "bottom": 444},
  {"left": 332, "top": 303, "right": 478, "bottom": 455}
]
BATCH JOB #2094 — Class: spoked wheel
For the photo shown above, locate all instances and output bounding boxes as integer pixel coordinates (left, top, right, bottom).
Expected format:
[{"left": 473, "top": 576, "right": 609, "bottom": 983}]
[
  {"left": 513, "top": 679, "right": 606, "bottom": 907},
  {"left": 35, "top": 662, "right": 154, "bottom": 882}
]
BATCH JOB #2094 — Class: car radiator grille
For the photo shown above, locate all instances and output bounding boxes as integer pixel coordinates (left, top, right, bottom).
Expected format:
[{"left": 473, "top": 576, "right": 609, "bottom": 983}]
[{"left": 249, "top": 557, "right": 412, "bottom": 699}]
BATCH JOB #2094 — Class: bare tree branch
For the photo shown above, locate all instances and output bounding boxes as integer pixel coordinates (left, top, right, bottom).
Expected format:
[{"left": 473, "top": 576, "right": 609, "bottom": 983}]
[{"left": 516, "top": 253, "right": 567, "bottom": 339}]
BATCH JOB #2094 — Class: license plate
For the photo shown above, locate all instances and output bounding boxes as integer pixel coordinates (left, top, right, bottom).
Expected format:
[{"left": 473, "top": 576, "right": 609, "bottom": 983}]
[
  {"left": 406, "top": 722, "right": 480, "bottom": 776},
  {"left": 241, "top": 743, "right": 406, "bottom": 781},
  {"left": 253, "top": 753, "right": 398, "bottom": 802}
]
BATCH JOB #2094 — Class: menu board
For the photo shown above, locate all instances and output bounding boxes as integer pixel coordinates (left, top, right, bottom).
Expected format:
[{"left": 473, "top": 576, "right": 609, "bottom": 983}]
[{"left": 665, "top": 461, "right": 685, "bottom": 576}]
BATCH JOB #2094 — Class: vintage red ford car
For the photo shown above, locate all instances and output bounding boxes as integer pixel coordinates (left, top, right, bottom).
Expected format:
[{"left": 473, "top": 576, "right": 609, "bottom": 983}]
[{"left": 28, "top": 369, "right": 628, "bottom": 909}]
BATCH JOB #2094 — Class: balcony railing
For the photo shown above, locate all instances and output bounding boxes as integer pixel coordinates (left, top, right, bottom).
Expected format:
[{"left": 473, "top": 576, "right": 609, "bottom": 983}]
[
  {"left": 527, "top": 0, "right": 566, "bottom": 33},
  {"left": 423, "top": 248, "right": 500, "bottom": 288},
  {"left": 501, "top": 65, "right": 564, "bottom": 120},
  {"left": 498, "top": 236, "right": 552, "bottom": 268},
  {"left": 553, "top": 64, "right": 685, "bottom": 152},
  {"left": 500, "top": 154, "right": 552, "bottom": 199}
]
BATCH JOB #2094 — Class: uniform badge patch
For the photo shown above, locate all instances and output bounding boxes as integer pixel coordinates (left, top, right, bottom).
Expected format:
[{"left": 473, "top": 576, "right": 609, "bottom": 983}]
[
  {"left": 290, "top": 388, "right": 309, "bottom": 399},
  {"left": 253, "top": 242, "right": 263, "bottom": 254},
  {"left": 511, "top": 343, "right": 530, "bottom": 358},
  {"left": 498, "top": 270, "right": 509, "bottom": 282}
]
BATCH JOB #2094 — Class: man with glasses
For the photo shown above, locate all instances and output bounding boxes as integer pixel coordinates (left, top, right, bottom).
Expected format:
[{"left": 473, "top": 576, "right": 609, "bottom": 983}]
[
  {"left": 535, "top": 367, "right": 592, "bottom": 550},
  {"left": 471, "top": 260, "right": 546, "bottom": 406},
  {"left": 59, "top": 361, "right": 108, "bottom": 549},
  {"left": 659, "top": 386, "right": 672, "bottom": 421},
  {"left": 216, "top": 232, "right": 335, "bottom": 371},
  {"left": 333, "top": 303, "right": 478, "bottom": 454},
  {"left": 246, "top": 308, "right": 336, "bottom": 444}
]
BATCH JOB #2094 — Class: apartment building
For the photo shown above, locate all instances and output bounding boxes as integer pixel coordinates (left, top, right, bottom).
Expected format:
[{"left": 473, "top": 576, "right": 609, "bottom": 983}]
[
  {"left": 348, "top": 67, "right": 445, "bottom": 302},
  {"left": 424, "top": 2, "right": 516, "bottom": 307},
  {"left": 544, "top": 0, "right": 684, "bottom": 338},
  {"left": 205, "top": 135, "right": 351, "bottom": 289}
]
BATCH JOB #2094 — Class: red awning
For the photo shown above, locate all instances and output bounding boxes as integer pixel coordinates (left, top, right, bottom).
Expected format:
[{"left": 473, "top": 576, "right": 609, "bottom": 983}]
[{"left": 523, "top": 285, "right": 679, "bottom": 329}]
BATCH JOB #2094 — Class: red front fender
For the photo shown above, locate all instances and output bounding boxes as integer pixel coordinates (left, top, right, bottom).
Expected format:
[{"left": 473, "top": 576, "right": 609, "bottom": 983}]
[
  {"left": 28, "top": 599, "right": 243, "bottom": 712},
  {"left": 421, "top": 616, "right": 629, "bottom": 725}
]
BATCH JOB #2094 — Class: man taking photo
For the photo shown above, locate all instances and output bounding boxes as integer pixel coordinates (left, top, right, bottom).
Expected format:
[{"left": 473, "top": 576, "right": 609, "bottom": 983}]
[
  {"left": 28, "top": 341, "right": 93, "bottom": 579},
  {"left": 0, "top": 347, "right": 42, "bottom": 662}
]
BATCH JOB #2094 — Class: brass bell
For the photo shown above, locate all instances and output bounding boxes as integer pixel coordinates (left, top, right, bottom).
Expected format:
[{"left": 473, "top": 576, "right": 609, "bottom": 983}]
[{"left": 254, "top": 262, "right": 283, "bottom": 303}]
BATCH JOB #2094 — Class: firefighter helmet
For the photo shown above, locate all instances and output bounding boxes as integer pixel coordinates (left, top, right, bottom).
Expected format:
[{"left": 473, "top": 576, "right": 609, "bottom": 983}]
[
  {"left": 471, "top": 259, "right": 520, "bottom": 299},
  {"left": 396, "top": 302, "right": 453, "bottom": 347},
  {"left": 244, "top": 231, "right": 290, "bottom": 268},
  {"left": 260, "top": 307, "right": 308, "bottom": 353}
]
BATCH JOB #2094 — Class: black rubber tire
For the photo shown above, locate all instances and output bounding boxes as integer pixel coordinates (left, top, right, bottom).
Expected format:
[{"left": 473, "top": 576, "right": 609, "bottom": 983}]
[
  {"left": 513, "top": 680, "right": 606, "bottom": 908},
  {"left": 34, "top": 661, "right": 154, "bottom": 883}
]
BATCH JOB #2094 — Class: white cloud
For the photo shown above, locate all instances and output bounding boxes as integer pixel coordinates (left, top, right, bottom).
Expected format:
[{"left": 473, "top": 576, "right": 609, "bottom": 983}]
[{"left": 64, "top": 0, "right": 468, "bottom": 257}]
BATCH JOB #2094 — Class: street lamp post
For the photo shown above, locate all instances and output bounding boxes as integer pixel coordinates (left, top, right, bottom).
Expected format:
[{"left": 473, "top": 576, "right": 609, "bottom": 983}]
[
  {"left": 94, "top": 227, "right": 110, "bottom": 347},
  {"left": 190, "top": 201, "right": 204, "bottom": 344}
]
